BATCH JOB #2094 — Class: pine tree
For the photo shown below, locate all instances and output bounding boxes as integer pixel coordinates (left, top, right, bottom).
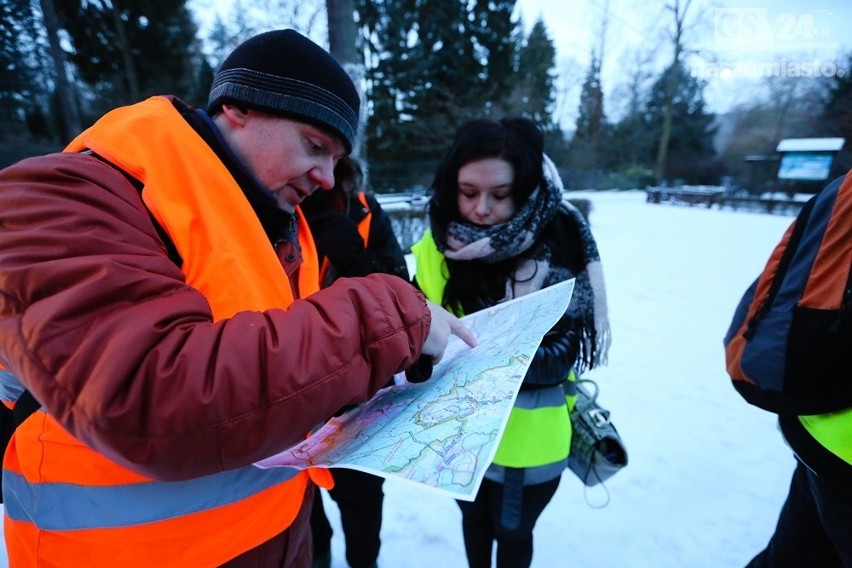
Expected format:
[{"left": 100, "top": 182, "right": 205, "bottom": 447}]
[
  {"left": 469, "top": 0, "right": 520, "bottom": 116},
  {"left": 568, "top": 52, "right": 606, "bottom": 174},
  {"left": 0, "top": 0, "right": 46, "bottom": 133},
  {"left": 55, "top": 0, "right": 202, "bottom": 114},
  {"left": 0, "top": 0, "right": 38, "bottom": 128},
  {"left": 401, "top": 0, "right": 483, "bottom": 154},
  {"left": 510, "top": 18, "right": 556, "bottom": 129},
  {"left": 573, "top": 54, "right": 605, "bottom": 148},
  {"left": 643, "top": 60, "right": 717, "bottom": 183},
  {"left": 357, "top": 0, "right": 529, "bottom": 190}
]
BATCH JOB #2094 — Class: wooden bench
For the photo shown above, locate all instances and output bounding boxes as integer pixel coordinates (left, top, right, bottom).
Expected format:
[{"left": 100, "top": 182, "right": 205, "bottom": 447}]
[{"left": 645, "top": 187, "right": 724, "bottom": 208}]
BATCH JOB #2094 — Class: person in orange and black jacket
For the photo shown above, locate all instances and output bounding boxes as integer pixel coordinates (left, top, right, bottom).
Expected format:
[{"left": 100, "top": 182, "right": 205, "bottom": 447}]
[
  {"left": 301, "top": 156, "right": 409, "bottom": 289},
  {"left": 0, "top": 29, "right": 474, "bottom": 568},
  {"left": 301, "top": 156, "right": 407, "bottom": 568}
]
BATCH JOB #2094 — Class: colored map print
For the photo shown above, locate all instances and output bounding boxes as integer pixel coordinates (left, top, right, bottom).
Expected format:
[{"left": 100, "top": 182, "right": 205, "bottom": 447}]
[{"left": 254, "top": 279, "right": 575, "bottom": 500}]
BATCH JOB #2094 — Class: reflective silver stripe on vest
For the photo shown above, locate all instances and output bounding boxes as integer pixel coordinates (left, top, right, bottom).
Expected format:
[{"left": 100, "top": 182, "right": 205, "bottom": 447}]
[
  {"left": 484, "top": 459, "right": 569, "bottom": 485},
  {"left": 3, "top": 464, "right": 300, "bottom": 530},
  {"left": 0, "top": 369, "right": 27, "bottom": 403},
  {"left": 563, "top": 380, "right": 578, "bottom": 397},
  {"left": 513, "top": 384, "right": 566, "bottom": 410}
]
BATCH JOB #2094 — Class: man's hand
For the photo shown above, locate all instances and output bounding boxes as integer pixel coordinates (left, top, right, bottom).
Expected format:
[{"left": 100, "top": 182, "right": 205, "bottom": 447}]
[{"left": 421, "top": 300, "right": 477, "bottom": 363}]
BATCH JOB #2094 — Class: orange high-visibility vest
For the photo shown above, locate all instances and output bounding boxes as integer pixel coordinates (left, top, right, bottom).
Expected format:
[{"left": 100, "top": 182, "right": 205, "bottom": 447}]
[
  {"left": 355, "top": 191, "right": 372, "bottom": 247},
  {"left": 318, "top": 191, "right": 372, "bottom": 285},
  {"left": 3, "top": 96, "right": 328, "bottom": 567}
]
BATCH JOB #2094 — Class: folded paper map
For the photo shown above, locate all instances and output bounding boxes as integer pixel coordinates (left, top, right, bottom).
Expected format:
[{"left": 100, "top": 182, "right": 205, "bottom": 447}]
[{"left": 255, "top": 278, "right": 575, "bottom": 500}]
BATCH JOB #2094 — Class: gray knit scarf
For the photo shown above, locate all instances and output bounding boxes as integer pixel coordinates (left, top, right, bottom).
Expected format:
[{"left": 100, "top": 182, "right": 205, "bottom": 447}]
[{"left": 435, "top": 156, "right": 611, "bottom": 370}]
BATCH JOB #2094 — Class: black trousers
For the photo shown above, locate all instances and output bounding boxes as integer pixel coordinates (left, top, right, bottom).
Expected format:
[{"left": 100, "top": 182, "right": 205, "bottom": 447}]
[
  {"left": 747, "top": 460, "right": 852, "bottom": 567},
  {"left": 310, "top": 468, "right": 385, "bottom": 568},
  {"left": 456, "top": 476, "right": 561, "bottom": 568}
]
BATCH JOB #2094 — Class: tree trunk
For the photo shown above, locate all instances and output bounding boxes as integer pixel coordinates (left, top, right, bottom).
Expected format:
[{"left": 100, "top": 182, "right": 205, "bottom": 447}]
[
  {"left": 38, "top": 0, "right": 82, "bottom": 139},
  {"left": 111, "top": 0, "right": 140, "bottom": 101},
  {"left": 326, "top": 0, "right": 356, "bottom": 65},
  {"left": 654, "top": 0, "right": 691, "bottom": 183},
  {"left": 326, "top": 0, "right": 366, "bottom": 159},
  {"left": 654, "top": 81, "right": 674, "bottom": 182}
]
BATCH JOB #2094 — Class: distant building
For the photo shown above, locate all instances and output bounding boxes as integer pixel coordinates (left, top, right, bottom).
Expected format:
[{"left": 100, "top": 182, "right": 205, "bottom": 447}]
[
  {"left": 744, "top": 137, "right": 845, "bottom": 195},
  {"left": 774, "top": 137, "right": 845, "bottom": 194}
]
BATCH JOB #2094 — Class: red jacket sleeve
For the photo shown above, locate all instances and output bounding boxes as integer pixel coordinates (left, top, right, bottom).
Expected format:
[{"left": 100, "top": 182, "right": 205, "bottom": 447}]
[{"left": 0, "top": 154, "right": 430, "bottom": 480}]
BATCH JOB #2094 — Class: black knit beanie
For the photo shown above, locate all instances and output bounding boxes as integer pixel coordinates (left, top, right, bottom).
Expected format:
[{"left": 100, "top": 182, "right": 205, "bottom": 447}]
[{"left": 208, "top": 29, "right": 360, "bottom": 152}]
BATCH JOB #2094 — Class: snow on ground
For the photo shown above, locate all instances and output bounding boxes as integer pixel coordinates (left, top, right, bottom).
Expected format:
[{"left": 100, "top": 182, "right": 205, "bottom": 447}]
[
  {"left": 367, "top": 190, "right": 798, "bottom": 568},
  {"left": 1, "top": 190, "right": 801, "bottom": 567}
]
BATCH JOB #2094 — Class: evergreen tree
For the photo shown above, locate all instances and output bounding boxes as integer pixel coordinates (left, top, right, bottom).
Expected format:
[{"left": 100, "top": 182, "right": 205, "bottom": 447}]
[
  {"left": 469, "top": 0, "right": 520, "bottom": 116},
  {"left": 0, "top": 0, "right": 46, "bottom": 134},
  {"left": 39, "top": 0, "right": 83, "bottom": 139},
  {"left": 652, "top": 0, "right": 696, "bottom": 182},
  {"left": 396, "top": 0, "right": 483, "bottom": 155},
  {"left": 643, "top": 60, "right": 717, "bottom": 184},
  {"left": 568, "top": 52, "right": 606, "bottom": 175},
  {"left": 358, "top": 0, "right": 442, "bottom": 187},
  {"left": 573, "top": 54, "right": 605, "bottom": 147},
  {"left": 55, "top": 0, "right": 202, "bottom": 114},
  {"left": 510, "top": 18, "right": 556, "bottom": 129},
  {"left": 354, "top": 0, "right": 410, "bottom": 153},
  {"left": 357, "top": 0, "right": 528, "bottom": 190}
]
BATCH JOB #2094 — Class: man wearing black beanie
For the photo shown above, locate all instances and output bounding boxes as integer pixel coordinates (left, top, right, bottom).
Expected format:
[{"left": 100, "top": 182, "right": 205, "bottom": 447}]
[
  {"left": 208, "top": 29, "right": 361, "bottom": 153},
  {"left": 0, "top": 29, "right": 475, "bottom": 568}
]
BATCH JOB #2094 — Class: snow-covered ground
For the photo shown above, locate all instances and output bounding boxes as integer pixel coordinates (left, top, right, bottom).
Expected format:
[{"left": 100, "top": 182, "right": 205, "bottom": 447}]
[
  {"left": 1, "top": 190, "right": 801, "bottom": 567},
  {"left": 365, "top": 190, "right": 798, "bottom": 567}
]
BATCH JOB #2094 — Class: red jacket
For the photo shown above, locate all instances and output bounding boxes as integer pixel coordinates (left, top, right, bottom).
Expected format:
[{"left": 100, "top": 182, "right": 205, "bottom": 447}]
[{"left": 0, "top": 96, "right": 429, "bottom": 566}]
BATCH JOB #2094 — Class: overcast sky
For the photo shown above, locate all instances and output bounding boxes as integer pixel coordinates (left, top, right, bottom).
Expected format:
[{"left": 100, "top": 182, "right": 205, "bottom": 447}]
[
  {"left": 193, "top": 0, "right": 852, "bottom": 129},
  {"left": 514, "top": 0, "right": 852, "bottom": 127}
]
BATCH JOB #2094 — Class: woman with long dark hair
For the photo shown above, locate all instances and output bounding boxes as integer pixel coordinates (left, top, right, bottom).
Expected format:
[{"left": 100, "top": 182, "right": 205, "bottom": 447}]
[{"left": 410, "top": 117, "right": 611, "bottom": 567}]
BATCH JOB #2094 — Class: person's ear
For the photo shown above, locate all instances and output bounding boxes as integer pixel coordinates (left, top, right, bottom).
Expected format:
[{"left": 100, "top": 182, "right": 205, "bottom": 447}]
[{"left": 220, "top": 103, "right": 250, "bottom": 126}]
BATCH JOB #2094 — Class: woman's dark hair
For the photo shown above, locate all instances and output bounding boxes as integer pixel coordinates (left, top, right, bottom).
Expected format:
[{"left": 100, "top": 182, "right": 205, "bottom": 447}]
[
  {"left": 427, "top": 117, "right": 546, "bottom": 313},
  {"left": 429, "top": 117, "right": 544, "bottom": 228}
]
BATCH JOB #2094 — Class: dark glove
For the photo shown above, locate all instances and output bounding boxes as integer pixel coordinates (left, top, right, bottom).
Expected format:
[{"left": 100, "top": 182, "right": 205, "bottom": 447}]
[
  {"left": 405, "top": 354, "right": 434, "bottom": 383},
  {"left": 308, "top": 212, "right": 365, "bottom": 271}
]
